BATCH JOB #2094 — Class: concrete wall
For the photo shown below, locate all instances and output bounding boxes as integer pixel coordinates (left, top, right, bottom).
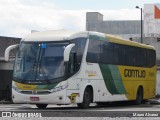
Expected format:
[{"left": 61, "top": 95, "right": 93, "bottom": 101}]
[
  {"left": 0, "top": 69, "right": 13, "bottom": 101},
  {"left": 0, "top": 36, "right": 20, "bottom": 57},
  {"left": 87, "top": 3, "right": 160, "bottom": 39},
  {"left": 0, "top": 36, "right": 20, "bottom": 100},
  {"left": 144, "top": 4, "right": 160, "bottom": 37},
  {"left": 157, "top": 70, "right": 160, "bottom": 95},
  {"left": 86, "top": 12, "right": 103, "bottom": 22},
  {"left": 86, "top": 12, "right": 141, "bottom": 39},
  {"left": 100, "top": 21, "right": 141, "bottom": 34}
]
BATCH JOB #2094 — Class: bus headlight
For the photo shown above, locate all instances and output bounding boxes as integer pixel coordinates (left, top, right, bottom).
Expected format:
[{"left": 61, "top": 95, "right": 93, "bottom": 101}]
[
  {"left": 49, "top": 83, "right": 68, "bottom": 93},
  {"left": 12, "top": 85, "right": 21, "bottom": 93}
]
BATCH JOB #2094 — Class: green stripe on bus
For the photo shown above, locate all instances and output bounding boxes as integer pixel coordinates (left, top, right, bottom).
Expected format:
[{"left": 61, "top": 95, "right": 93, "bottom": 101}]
[
  {"left": 36, "top": 82, "right": 59, "bottom": 90},
  {"left": 99, "top": 64, "right": 126, "bottom": 94},
  {"left": 99, "top": 64, "right": 119, "bottom": 94},
  {"left": 108, "top": 65, "right": 126, "bottom": 94}
]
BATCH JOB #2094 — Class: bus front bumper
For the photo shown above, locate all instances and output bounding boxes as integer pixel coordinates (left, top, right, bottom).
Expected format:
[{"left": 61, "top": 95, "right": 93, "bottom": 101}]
[{"left": 12, "top": 88, "right": 70, "bottom": 104}]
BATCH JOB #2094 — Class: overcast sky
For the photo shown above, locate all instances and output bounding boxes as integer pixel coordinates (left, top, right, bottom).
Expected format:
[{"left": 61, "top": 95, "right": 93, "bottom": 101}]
[{"left": 0, "top": 0, "right": 159, "bottom": 38}]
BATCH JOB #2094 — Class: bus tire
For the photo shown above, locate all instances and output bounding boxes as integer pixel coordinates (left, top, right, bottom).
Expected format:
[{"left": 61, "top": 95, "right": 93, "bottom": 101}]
[
  {"left": 36, "top": 104, "right": 48, "bottom": 109},
  {"left": 134, "top": 87, "right": 143, "bottom": 105},
  {"left": 77, "top": 87, "right": 92, "bottom": 109}
]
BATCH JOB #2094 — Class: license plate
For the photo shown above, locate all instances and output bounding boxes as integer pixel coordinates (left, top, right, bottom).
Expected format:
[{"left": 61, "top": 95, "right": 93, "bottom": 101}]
[{"left": 30, "top": 97, "right": 39, "bottom": 101}]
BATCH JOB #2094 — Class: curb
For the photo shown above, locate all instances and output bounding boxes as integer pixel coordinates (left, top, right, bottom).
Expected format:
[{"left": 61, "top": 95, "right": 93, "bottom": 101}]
[
  {"left": 0, "top": 100, "right": 13, "bottom": 104},
  {"left": 147, "top": 99, "right": 160, "bottom": 104}
]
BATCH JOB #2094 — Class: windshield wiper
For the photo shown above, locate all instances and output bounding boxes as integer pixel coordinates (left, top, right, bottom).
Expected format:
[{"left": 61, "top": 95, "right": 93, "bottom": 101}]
[
  {"left": 38, "top": 64, "right": 50, "bottom": 84},
  {"left": 37, "top": 46, "right": 50, "bottom": 84}
]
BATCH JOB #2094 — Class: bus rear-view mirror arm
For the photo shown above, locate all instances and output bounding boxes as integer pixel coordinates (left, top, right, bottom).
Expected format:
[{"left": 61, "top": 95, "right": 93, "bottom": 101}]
[
  {"left": 5, "top": 44, "right": 19, "bottom": 61},
  {"left": 64, "top": 44, "right": 75, "bottom": 62}
]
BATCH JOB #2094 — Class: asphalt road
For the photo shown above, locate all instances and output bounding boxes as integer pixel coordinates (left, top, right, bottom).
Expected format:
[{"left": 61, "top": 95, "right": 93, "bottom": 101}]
[{"left": 0, "top": 101, "right": 160, "bottom": 118}]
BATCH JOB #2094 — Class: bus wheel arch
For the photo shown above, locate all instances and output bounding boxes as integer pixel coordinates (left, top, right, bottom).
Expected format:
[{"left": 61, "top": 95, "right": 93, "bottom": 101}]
[
  {"left": 77, "top": 85, "right": 93, "bottom": 109},
  {"left": 134, "top": 86, "right": 143, "bottom": 105},
  {"left": 87, "top": 85, "right": 93, "bottom": 103}
]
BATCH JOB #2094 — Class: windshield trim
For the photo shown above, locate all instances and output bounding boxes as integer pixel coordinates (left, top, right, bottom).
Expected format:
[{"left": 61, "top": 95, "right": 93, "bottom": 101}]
[
  {"left": 20, "top": 40, "right": 70, "bottom": 44},
  {"left": 13, "top": 76, "right": 65, "bottom": 85}
]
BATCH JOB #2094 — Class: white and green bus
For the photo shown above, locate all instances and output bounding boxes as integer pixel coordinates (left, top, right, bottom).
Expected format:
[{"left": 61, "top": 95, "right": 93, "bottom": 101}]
[{"left": 11, "top": 31, "right": 156, "bottom": 109}]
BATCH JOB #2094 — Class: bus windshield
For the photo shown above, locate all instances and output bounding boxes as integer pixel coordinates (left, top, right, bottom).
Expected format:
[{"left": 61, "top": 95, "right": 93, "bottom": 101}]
[{"left": 13, "top": 42, "right": 69, "bottom": 84}]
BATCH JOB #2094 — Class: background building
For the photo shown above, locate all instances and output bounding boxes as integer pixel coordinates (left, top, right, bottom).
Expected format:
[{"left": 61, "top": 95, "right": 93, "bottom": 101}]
[
  {"left": 144, "top": 3, "right": 160, "bottom": 37},
  {"left": 0, "top": 36, "right": 20, "bottom": 101},
  {"left": 86, "top": 12, "right": 141, "bottom": 40},
  {"left": 86, "top": 3, "right": 160, "bottom": 61}
]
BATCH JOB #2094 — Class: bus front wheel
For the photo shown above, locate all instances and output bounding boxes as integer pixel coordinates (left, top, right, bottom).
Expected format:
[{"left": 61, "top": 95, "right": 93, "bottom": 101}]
[
  {"left": 36, "top": 104, "right": 48, "bottom": 109},
  {"left": 77, "top": 87, "right": 92, "bottom": 109}
]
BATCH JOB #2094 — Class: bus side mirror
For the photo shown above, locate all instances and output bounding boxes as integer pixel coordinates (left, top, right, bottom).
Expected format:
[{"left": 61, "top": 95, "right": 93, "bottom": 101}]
[
  {"left": 64, "top": 44, "right": 75, "bottom": 62},
  {"left": 5, "top": 44, "right": 19, "bottom": 61}
]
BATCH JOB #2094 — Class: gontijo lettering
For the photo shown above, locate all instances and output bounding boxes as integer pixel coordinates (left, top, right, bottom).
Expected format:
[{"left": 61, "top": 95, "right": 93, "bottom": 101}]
[{"left": 124, "top": 69, "right": 146, "bottom": 78}]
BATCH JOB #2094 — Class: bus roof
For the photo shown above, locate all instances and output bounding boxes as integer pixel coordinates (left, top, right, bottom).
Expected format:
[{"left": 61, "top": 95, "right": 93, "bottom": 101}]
[
  {"left": 22, "top": 30, "right": 155, "bottom": 50},
  {"left": 22, "top": 30, "right": 88, "bottom": 42},
  {"left": 105, "top": 34, "right": 155, "bottom": 50}
]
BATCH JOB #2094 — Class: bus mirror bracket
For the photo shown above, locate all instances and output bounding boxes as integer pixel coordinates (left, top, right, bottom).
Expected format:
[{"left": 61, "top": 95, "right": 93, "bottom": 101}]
[
  {"left": 64, "top": 44, "right": 75, "bottom": 62},
  {"left": 5, "top": 44, "right": 19, "bottom": 61}
]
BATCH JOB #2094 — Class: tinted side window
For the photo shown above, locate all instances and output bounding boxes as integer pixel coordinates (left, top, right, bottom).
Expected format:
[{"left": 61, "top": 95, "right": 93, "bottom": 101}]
[
  {"left": 86, "top": 39, "right": 101, "bottom": 63},
  {"left": 147, "top": 50, "right": 156, "bottom": 67},
  {"left": 143, "top": 49, "right": 147, "bottom": 67},
  {"left": 72, "top": 38, "right": 87, "bottom": 70},
  {"left": 151, "top": 50, "right": 156, "bottom": 67},
  {"left": 72, "top": 38, "right": 87, "bottom": 63},
  {"left": 87, "top": 37, "right": 156, "bottom": 68},
  {"left": 137, "top": 49, "right": 147, "bottom": 67},
  {"left": 132, "top": 48, "right": 137, "bottom": 66},
  {"left": 125, "top": 46, "right": 132, "bottom": 66},
  {"left": 114, "top": 44, "right": 126, "bottom": 65},
  {"left": 100, "top": 42, "right": 114, "bottom": 64}
]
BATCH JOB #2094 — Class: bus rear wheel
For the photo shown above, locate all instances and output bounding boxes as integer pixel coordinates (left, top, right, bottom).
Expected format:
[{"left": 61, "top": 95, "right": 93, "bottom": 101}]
[
  {"left": 134, "top": 87, "right": 143, "bottom": 105},
  {"left": 36, "top": 104, "right": 48, "bottom": 109},
  {"left": 77, "top": 87, "right": 92, "bottom": 109}
]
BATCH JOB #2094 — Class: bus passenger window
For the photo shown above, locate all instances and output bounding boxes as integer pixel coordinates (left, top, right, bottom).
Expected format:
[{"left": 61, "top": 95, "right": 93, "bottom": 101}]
[
  {"left": 100, "top": 42, "right": 114, "bottom": 64},
  {"left": 86, "top": 39, "right": 101, "bottom": 63}
]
